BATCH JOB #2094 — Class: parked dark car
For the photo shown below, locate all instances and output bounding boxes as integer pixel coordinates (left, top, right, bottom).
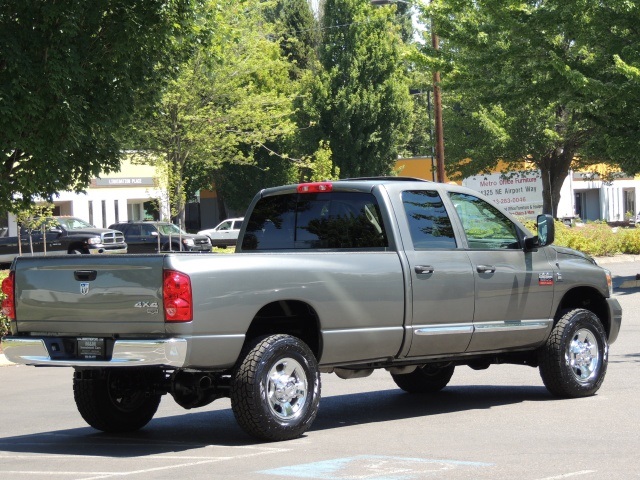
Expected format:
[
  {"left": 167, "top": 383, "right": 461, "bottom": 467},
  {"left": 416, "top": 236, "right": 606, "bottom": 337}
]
[
  {"left": 109, "top": 221, "right": 211, "bottom": 253},
  {"left": 0, "top": 216, "right": 127, "bottom": 267}
]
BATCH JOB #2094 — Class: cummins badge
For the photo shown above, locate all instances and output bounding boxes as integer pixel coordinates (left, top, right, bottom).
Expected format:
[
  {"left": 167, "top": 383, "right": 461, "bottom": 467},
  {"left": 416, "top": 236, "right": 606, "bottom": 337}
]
[{"left": 538, "top": 273, "right": 554, "bottom": 286}]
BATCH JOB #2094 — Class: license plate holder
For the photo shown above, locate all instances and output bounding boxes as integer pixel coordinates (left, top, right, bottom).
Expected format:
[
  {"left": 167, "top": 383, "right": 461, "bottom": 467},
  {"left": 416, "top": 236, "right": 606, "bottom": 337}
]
[{"left": 77, "top": 337, "right": 105, "bottom": 360}]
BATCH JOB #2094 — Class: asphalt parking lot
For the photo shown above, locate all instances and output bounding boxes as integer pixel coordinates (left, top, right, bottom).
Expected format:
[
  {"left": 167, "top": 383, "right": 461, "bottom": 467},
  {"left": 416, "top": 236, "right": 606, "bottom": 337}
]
[{"left": 1, "top": 259, "right": 639, "bottom": 479}]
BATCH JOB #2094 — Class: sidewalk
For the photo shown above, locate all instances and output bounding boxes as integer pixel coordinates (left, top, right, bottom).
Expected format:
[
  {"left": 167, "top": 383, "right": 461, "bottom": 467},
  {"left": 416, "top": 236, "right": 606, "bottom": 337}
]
[
  {"left": 595, "top": 254, "right": 640, "bottom": 265},
  {"left": 0, "top": 353, "right": 13, "bottom": 367}
]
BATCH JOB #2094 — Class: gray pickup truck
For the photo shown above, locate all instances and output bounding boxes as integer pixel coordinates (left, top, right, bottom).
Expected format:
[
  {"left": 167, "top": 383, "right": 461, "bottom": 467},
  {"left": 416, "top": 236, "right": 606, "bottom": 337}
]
[{"left": 1, "top": 178, "right": 622, "bottom": 441}]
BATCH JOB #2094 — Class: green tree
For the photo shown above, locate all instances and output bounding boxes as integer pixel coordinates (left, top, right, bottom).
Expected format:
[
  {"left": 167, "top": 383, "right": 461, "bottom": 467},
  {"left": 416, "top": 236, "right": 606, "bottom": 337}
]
[
  {"left": 315, "top": 0, "right": 413, "bottom": 178},
  {"left": 427, "top": 0, "right": 640, "bottom": 215},
  {"left": 0, "top": 0, "right": 198, "bottom": 214},
  {"left": 214, "top": 0, "right": 323, "bottom": 215},
  {"left": 130, "top": 0, "right": 298, "bottom": 224},
  {"left": 14, "top": 203, "right": 54, "bottom": 255},
  {"left": 267, "top": 0, "right": 320, "bottom": 80}
]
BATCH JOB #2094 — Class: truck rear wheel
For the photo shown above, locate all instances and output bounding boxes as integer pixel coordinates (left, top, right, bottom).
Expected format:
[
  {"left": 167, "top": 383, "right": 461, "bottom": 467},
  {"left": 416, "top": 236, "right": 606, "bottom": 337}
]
[
  {"left": 73, "top": 368, "right": 162, "bottom": 432},
  {"left": 230, "top": 334, "right": 321, "bottom": 441},
  {"left": 538, "top": 308, "right": 608, "bottom": 398},
  {"left": 391, "top": 364, "right": 455, "bottom": 393}
]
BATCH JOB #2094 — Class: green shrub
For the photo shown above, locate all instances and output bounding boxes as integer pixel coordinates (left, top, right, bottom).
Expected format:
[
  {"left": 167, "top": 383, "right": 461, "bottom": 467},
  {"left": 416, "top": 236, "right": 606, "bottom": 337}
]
[
  {"left": 523, "top": 219, "right": 640, "bottom": 257},
  {"left": 617, "top": 228, "right": 640, "bottom": 254}
]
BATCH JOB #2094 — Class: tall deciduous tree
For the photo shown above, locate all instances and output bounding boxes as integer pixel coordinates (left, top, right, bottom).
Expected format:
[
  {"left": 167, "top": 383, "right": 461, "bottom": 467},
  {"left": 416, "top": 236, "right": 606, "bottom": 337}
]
[
  {"left": 427, "top": 0, "right": 640, "bottom": 215},
  {"left": 315, "top": 0, "right": 413, "bottom": 178},
  {"left": 130, "top": 0, "right": 297, "bottom": 224},
  {"left": 0, "top": 0, "right": 198, "bottom": 214},
  {"left": 214, "top": 0, "right": 321, "bottom": 216}
]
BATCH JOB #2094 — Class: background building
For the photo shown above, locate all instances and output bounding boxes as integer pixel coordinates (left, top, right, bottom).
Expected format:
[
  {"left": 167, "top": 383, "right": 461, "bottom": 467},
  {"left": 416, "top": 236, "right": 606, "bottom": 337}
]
[
  {"left": 397, "top": 156, "right": 639, "bottom": 223},
  {"left": 2, "top": 159, "right": 168, "bottom": 236}
]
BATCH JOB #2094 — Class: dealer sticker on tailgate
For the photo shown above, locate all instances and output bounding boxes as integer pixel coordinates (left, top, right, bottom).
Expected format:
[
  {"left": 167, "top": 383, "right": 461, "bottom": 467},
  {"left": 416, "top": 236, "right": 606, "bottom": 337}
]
[{"left": 77, "top": 337, "right": 105, "bottom": 359}]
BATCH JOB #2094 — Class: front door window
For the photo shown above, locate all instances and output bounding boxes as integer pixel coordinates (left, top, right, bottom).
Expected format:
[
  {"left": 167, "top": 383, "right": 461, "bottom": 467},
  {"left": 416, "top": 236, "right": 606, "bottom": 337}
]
[{"left": 449, "top": 193, "right": 520, "bottom": 249}]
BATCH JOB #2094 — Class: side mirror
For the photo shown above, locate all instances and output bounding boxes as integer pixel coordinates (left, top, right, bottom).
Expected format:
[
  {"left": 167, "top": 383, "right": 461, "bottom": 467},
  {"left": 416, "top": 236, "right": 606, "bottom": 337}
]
[
  {"left": 151, "top": 231, "right": 159, "bottom": 237},
  {"left": 524, "top": 214, "right": 555, "bottom": 250},
  {"left": 536, "top": 214, "right": 555, "bottom": 246}
]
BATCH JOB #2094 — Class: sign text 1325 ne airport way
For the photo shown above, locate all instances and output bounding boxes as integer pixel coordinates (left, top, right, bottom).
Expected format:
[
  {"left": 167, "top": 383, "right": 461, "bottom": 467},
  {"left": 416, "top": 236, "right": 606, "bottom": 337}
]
[{"left": 463, "top": 171, "right": 543, "bottom": 220}]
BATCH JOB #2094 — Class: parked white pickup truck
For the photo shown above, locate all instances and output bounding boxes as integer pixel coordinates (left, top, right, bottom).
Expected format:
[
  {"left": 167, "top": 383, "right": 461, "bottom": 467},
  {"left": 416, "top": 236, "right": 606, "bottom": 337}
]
[{"left": 1, "top": 178, "right": 622, "bottom": 441}]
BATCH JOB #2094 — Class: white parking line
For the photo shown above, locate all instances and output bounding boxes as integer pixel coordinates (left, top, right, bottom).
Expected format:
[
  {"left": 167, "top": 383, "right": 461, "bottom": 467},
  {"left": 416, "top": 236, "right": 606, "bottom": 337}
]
[
  {"left": 537, "top": 471, "right": 596, "bottom": 480},
  {"left": 0, "top": 445, "right": 290, "bottom": 479}
]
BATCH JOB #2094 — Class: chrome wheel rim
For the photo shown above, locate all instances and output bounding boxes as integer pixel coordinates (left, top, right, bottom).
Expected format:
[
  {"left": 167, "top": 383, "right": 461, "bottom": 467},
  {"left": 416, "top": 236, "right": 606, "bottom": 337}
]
[
  {"left": 566, "top": 328, "right": 600, "bottom": 383},
  {"left": 266, "top": 357, "right": 308, "bottom": 420}
]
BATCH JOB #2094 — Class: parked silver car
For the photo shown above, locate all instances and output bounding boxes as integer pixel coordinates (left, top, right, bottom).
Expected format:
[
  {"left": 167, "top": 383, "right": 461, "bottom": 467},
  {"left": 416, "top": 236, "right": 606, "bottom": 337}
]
[{"left": 198, "top": 217, "right": 244, "bottom": 247}]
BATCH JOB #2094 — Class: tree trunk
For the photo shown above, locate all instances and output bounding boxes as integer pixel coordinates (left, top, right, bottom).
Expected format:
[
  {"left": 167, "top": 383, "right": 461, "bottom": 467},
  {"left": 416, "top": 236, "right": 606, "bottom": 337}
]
[
  {"left": 216, "top": 189, "right": 228, "bottom": 222},
  {"left": 538, "top": 147, "right": 574, "bottom": 217}
]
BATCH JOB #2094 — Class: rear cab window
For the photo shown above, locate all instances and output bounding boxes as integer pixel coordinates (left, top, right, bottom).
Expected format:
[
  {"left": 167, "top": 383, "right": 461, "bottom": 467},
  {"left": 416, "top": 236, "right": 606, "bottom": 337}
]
[{"left": 241, "top": 191, "right": 388, "bottom": 250}]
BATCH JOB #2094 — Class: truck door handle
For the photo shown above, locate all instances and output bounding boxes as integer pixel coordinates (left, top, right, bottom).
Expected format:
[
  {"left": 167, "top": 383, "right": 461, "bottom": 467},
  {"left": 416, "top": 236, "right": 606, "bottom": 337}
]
[
  {"left": 74, "top": 270, "right": 97, "bottom": 281},
  {"left": 476, "top": 265, "right": 496, "bottom": 274},
  {"left": 415, "top": 265, "right": 435, "bottom": 274}
]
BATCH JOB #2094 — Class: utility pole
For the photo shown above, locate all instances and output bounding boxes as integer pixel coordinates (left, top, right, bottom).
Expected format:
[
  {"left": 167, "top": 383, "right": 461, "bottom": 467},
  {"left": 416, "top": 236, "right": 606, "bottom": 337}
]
[{"left": 431, "top": 19, "right": 445, "bottom": 183}]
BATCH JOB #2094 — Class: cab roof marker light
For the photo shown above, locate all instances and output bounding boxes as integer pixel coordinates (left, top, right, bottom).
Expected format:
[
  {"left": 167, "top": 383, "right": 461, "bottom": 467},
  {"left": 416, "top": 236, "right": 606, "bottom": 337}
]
[{"left": 297, "top": 182, "right": 333, "bottom": 193}]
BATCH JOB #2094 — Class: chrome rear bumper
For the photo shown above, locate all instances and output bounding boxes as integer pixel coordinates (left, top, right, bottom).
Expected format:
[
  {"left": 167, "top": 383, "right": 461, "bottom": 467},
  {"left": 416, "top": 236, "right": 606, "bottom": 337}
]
[{"left": 1, "top": 337, "right": 187, "bottom": 367}]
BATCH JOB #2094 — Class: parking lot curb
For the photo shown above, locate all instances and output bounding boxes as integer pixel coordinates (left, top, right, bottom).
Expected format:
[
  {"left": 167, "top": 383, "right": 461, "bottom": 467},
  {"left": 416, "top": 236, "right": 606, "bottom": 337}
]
[
  {"left": 0, "top": 354, "right": 14, "bottom": 367},
  {"left": 595, "top": 254, "right": 640, "bottom": 265}
]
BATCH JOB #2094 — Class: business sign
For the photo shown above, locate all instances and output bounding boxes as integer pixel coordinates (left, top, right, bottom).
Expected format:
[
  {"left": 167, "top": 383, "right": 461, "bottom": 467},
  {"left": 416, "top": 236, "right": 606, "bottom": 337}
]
[
  {"left": 463, "top": 171, "right": 543, "bottom": 219},
  {"left": 92, "top": 177, "right": 156, "bottom": 187}
]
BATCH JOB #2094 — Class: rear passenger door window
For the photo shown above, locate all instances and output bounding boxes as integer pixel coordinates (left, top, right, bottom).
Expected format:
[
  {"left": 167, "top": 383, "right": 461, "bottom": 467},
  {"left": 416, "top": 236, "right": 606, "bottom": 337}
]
[{"left": 402, "top": 190, "right": 456, "bottom": 249}]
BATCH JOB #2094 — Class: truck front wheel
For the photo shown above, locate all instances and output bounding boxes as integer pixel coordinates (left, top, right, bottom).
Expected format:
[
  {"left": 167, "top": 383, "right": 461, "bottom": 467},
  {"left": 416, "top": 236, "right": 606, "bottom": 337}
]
[
  {"left": 73, "top": 368, "right": 162, "bottom": 432},
  {"left": 538, "top": 308, "right": 608, "bottom": 398},
  {"left": 391, "top": 364, "right": 455, "bottom": 393},
  {"left": 231, "top": 334, "right": 321, "bottom": 441}
]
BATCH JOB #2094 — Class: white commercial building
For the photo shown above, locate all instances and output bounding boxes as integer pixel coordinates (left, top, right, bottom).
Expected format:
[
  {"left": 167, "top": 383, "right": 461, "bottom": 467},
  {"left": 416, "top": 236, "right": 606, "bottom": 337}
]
[
  {"left": 558, "top": 172, "right": 637, "bottom": 222},
  {"left": 2, "top": 159, "right": 169, "bottom": 236}
]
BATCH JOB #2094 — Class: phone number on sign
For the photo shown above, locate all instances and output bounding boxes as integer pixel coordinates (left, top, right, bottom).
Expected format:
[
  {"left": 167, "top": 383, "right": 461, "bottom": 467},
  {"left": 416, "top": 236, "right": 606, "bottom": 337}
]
[{"left": 495, "top": 197, "right": 527, "bottom": 204}]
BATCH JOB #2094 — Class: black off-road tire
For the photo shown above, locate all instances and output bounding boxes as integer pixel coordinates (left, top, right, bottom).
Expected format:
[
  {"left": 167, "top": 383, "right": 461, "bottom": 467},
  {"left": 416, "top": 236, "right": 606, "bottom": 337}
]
[
  {"left": 73, "top": 368, "right": 162, "bottom": 433},
  {"left": 230, "top": 334, "right": 321, "bottom": 442},
  {"left": 538, "top": 309, "right": 608, "bottom": 398},
  {"left": 391, "top": 364, "right": 455, "bottom": 393}
]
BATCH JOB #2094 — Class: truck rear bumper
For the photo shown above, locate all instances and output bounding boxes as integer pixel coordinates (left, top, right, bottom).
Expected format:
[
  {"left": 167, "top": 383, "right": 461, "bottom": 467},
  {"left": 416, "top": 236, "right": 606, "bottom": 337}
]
[{"left": 1, "top": 337, "right": 187, "bottom": 368}]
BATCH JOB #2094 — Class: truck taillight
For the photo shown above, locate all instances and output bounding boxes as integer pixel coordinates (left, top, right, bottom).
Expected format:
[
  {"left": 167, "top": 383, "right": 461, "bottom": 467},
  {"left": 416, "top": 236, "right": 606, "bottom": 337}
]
[
  {"left": 163, "top": 270, "right": 192, "bottom": 322},
  {"left": 1, "top": 271, "right": 15, "bottom": 320},
  {"left": 297, "top": 182, "right": 333, "bottom": 193}
]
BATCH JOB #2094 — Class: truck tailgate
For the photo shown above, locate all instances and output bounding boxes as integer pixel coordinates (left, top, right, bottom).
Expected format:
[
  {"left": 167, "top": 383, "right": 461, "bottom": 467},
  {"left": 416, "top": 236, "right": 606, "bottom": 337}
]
[{"left": 14, "top": 255, "right": 166, "bottom": 335}]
